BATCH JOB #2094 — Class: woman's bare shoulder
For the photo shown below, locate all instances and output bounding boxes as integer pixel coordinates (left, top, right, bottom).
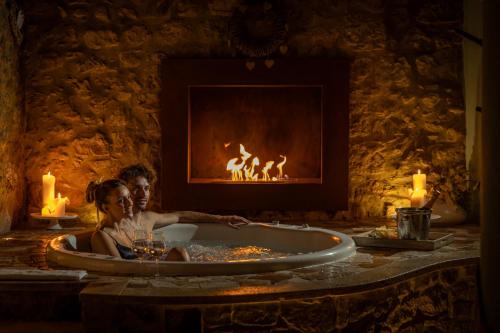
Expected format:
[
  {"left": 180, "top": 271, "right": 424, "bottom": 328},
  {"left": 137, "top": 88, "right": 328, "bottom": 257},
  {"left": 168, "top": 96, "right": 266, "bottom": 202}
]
[
  {"left": 91, "top": 229, "right": 112, "bottom": 240},
  {"left": 91, "top": 230, "right": 119, "bottom": 256}
]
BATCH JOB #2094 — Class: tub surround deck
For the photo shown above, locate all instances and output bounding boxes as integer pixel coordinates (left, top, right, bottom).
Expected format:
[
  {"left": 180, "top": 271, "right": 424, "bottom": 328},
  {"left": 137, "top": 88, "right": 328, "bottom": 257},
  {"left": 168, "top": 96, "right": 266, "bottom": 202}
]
[{"left": 0, "top": 220, "right": 479, "bottom": 332}]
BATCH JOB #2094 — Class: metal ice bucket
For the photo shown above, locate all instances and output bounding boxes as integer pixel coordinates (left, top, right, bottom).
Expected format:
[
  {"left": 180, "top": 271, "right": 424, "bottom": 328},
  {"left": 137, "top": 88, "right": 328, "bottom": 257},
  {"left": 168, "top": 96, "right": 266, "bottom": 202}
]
[{"left": 396, "top": 208, "right": 431, "bottom": 240}]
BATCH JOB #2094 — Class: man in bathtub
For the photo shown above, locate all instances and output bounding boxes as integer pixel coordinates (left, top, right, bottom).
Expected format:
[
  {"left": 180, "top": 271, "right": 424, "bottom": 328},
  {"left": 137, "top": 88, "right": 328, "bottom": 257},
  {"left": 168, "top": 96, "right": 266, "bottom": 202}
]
[
  {"left": 117, "top": 163, "right": 250, "bottom": 228},
  {"left": 119, "top": 164, "right": 250, "bottom": 259}
]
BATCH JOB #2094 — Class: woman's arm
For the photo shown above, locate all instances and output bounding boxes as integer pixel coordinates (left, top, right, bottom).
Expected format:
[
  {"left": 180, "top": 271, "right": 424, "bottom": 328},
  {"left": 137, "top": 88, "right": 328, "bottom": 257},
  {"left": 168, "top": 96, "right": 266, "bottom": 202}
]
[{"left": 91, "top": 230, "right": 121, "bottom": 257}]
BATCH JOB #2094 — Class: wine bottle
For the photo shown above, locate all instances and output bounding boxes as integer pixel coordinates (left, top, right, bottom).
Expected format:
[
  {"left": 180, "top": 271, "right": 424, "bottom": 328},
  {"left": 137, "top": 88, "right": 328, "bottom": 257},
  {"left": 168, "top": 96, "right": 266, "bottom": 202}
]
[{"left": 423, "top": 187, "right": 441, "bottom": 209}]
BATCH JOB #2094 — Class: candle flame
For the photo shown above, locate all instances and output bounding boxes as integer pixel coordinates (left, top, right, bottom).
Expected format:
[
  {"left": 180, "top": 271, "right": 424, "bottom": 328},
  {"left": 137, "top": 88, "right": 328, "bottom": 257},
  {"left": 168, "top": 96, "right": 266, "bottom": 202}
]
[{"left": 417, "top": 169, "right": 421, "bottom": 174}]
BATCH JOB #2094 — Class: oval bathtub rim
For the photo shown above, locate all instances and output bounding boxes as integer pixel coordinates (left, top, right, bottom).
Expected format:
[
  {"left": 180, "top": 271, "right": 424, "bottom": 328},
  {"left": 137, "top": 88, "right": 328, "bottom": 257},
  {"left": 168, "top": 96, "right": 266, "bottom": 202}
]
[{"left": 46, "top": 222, "right": 356, "bottom": 276}]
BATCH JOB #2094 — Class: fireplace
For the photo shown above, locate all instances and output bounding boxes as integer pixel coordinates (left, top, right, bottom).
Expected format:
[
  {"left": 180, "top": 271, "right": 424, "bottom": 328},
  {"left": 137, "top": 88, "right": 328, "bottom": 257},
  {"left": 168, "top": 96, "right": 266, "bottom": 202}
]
[{"left": 160, "top": 59, "right": 349, "bottom": 211}]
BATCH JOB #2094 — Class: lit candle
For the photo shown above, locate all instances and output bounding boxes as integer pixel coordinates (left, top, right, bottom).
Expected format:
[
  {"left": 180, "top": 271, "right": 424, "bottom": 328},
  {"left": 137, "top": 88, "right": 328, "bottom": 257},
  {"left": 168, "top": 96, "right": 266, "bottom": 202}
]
[
  {"left": 42, "top": 171, "right": 55, "bottom": 207},
  {"left": 41, "top": 199, "right": 57, "bottom": 216},
  {"left": 41, "top": 205, "right": 54, "bottom": 216},
  {"left": 410, "top": 188, "right": 426, "bottom": 208},
  {"left": 412, "top": 169, "right": 426, "bottom": 191},
  {"left": 54, "top": 193, "right": 69, "bottom": 217}
]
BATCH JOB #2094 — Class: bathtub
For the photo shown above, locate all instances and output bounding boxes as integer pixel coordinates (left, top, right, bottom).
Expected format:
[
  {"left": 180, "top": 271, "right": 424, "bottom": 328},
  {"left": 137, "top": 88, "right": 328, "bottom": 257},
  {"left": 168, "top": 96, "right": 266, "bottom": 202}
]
[{"left": 47, "top": 223, "right": 356, "bottom": 276}]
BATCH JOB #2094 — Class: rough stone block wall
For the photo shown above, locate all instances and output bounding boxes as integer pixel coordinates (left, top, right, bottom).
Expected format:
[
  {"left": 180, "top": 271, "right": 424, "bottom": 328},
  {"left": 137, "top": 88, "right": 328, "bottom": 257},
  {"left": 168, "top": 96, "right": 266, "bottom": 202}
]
[
  {"left": 0, "top": 0, "right": 24, "bottom": 232},
  {"left": 22, "top": 0, "right": 465, "bottom": 222},
  {"left": 199, "top": 265, "right": 479, "bottom": 332},
  {"left": 80, "top": 263, "right": 479, "bottom": 332}
]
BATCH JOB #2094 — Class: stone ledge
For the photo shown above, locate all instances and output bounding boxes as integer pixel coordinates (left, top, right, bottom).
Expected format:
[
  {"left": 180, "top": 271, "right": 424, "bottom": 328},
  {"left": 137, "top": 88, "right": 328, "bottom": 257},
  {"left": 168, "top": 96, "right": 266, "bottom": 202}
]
[{"left": 80, "top": 263, "right": 479, "bottom": 333}]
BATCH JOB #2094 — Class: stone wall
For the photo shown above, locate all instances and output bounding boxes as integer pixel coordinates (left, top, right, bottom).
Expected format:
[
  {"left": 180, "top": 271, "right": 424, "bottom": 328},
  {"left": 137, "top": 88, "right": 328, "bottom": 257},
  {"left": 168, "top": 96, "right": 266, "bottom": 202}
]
[
  {"left": 22, "top": 0, "right": 465, "bottom": 222},
  {"left": 0, "top": 0, "right": 24, "bottom": 232},
  {"left": 81, "top": 264, "right": 479, "bottom": 332}
]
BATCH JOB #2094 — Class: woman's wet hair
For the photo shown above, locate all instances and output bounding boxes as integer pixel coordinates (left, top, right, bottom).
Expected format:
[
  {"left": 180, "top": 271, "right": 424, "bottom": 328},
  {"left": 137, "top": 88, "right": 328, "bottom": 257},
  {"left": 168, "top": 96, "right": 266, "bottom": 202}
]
[
  {"left": 117, "top": 164, "right": 156, "bottom": 185},
  {"left": 86, "top": 179, "right": 127, "bottom": 212}
]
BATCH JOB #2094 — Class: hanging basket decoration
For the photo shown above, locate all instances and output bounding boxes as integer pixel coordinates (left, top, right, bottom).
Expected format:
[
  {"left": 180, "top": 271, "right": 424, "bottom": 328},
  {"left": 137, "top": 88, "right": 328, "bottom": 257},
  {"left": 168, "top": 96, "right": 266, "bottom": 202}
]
[{"left": 229, "top": 3, "right": 287, "bottom": 58}]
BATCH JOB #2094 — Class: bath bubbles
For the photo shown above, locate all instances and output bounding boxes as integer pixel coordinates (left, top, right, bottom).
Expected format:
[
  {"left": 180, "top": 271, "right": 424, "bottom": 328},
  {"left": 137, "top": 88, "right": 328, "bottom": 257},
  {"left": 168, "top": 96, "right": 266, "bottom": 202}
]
[{"left": 177, "top": 241, "right": 294, "bottom": 262}]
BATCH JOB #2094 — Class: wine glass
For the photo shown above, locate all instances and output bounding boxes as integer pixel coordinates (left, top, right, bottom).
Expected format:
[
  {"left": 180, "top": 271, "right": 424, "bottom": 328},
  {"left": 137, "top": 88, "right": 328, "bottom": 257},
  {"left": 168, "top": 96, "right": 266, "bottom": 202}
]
[
  {"left": 148, "top": 234, "right": 166, "bottom": 278},
  {"left": 132, "top": 229, "right": 149, "bottom": 264}
]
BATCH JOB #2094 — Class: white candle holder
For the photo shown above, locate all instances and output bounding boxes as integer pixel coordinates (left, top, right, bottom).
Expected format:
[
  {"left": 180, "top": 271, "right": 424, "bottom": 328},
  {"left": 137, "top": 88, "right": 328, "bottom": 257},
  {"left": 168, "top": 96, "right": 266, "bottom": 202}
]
[{"left": 30, "top": 213, "right": 78, "bottom": 230}]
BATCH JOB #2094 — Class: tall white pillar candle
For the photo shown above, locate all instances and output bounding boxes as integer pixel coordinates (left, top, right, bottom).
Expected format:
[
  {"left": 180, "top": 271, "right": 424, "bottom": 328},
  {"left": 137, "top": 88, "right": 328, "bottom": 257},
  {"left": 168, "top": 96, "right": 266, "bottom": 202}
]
[
  {"left": 410, "top": 188, "right": 426, "bottom": 208},
  {"left": 412, "top": 169, "right": 426, "bottom": 191},
  {"left": 42, "top": 171, "right": 55, "bottom": 207}
]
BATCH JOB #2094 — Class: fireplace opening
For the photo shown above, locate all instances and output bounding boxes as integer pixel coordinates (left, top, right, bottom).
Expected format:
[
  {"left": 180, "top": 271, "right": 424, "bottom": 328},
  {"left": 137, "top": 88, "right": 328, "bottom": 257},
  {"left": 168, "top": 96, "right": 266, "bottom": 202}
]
[
  {"left": 189, "top": 86, "right": 322, "bottom": 184},
  {"left": 161, "top": 59, "right": 349, "bottom": 211}
]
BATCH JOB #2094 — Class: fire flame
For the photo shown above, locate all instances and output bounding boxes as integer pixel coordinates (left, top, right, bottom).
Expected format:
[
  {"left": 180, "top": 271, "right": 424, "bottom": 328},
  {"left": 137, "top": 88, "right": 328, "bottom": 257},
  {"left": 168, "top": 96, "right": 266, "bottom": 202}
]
[
  {"left": 277, "top": 155, "right": 286, "bottom": 179},
  {"left": 261, "top": 161, "right": 274, "bottom": 181},
  {"left": 226, "top": 144, "right": 287, "bottom": 182}
]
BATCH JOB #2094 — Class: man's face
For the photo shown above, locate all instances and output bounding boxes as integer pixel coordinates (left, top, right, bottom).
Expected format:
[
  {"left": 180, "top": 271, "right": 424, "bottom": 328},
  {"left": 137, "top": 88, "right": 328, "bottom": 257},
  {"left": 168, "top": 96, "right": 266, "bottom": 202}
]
[{"left": 127, "top": 176, "right": 150, "bottom": 212}]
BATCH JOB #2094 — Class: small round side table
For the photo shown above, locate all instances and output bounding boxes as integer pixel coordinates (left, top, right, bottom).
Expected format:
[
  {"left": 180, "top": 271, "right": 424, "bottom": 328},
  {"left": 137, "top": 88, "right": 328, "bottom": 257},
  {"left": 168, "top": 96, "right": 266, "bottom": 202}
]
[{"left": 30, "top": 213, "right": 79, "bottom": 230}]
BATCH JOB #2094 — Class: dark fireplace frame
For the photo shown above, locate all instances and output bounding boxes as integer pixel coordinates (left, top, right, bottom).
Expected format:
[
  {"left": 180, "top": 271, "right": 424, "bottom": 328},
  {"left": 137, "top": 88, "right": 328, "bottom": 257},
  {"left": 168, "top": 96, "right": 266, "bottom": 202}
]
[{"left": 160, "top": 59, "right": 349, "bottom": 211}]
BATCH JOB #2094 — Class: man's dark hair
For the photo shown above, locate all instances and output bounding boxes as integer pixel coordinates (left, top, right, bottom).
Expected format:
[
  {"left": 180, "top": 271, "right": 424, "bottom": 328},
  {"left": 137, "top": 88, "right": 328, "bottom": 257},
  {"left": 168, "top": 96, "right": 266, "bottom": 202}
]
[{"left": 118, "top": 164, "right": 156, "bottom": 184}]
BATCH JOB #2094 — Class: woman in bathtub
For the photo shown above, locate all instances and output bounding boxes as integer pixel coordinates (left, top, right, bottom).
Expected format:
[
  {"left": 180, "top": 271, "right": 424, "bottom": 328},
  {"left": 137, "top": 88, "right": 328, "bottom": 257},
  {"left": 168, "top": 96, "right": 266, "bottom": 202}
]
[{"left": 86, "top": 179, "right": 249, "bottom": 261}]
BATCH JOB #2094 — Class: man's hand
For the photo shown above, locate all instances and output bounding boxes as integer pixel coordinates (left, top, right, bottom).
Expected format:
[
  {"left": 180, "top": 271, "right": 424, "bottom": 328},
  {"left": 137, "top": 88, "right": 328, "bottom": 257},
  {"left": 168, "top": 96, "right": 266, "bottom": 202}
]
[{"left": 215, "top": 215, "right": 251, "bottom": 229}]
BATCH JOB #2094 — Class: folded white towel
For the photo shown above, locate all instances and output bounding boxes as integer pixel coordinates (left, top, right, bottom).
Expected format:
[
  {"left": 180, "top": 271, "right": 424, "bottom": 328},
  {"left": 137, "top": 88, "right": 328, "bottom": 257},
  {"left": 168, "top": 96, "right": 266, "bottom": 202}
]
[{"left": 0, "top": 268, "right": 87, "bottom": 281}]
